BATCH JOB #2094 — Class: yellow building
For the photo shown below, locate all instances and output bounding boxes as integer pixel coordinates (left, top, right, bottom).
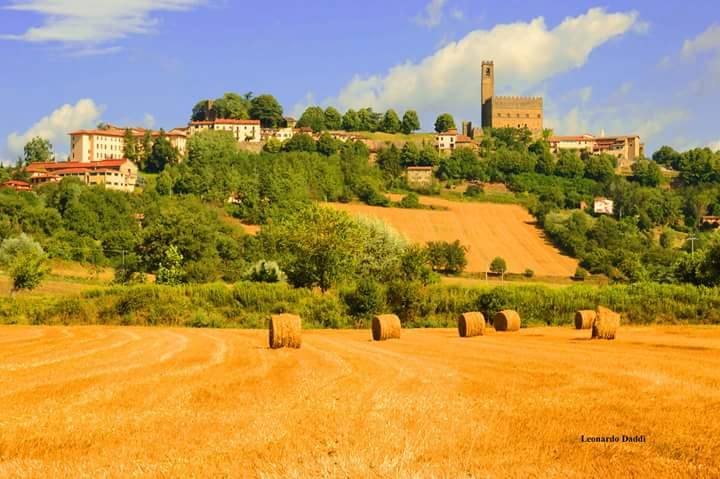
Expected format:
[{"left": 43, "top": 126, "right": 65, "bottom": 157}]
[
  {"left": 549, "top": 134, "right": 643, "bottom": 170},
  {"left": 188, "top": 119, "right": 261, "bottom": 142},
  {"left": 26, "top": 159, "right": 139, "bottom": 193},
  {"left": 69, "top": 126, "right": 187, "bottom": 163}
]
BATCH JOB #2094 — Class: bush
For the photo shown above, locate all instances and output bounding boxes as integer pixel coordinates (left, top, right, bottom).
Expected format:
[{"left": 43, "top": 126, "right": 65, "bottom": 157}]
[
  {"left": 341, "top": 279, "right": 385, "bottom": 324},
  {"left": 464, "top": 184, "right": 484, "bottom": 198},
  {"left": 490, "top": 257, "right": 507, "bottom": 274},
  {"left": 524, "top": 268, "right": 534, "bottom": 278},
  {"left": 573, "top": 266, "right": 588, "bottom": 281},
  {"left": 398, "top": 193, "right": 421, "bottom": 209}
]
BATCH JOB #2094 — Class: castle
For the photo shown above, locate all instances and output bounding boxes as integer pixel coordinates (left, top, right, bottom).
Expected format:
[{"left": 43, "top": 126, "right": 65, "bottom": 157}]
[{"left": 481, "top": 61, "right": 544, "bottom": 137}]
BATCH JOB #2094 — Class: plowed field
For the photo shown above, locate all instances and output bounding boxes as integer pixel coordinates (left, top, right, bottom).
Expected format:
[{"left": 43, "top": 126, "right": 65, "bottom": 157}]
[
  {"left": 329, "top": 196, "right": 578, "bottom": 276},
  {"left": 1, "top": 325, "right": 719, "bottom": 478}
]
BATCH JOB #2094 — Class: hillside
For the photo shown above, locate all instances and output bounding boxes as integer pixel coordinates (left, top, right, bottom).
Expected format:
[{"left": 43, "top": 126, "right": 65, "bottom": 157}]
[{"left": 329, "top": 195, "right": 578, "bottom": 276}]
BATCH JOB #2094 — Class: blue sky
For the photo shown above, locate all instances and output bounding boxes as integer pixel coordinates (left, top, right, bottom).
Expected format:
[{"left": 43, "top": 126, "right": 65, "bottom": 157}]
[{"left": 0, "top": 0, "right": 719, "bottom": 163}]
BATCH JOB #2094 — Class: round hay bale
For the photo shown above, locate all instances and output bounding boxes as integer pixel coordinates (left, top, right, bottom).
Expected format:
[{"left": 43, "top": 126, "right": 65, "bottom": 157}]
[
  {"left": 574, "top": 310, "right": 596, "bottom": 330},
  {"left": 458, "top": 312, "right": 485, "bottom": 337},
  {"left": 372, "top": 314, "right": 401, "bottom": 341},
  {"left": 493, "top": 310, "right": 521, "bottom": 332},
  {"left": 268, "top": 314, "right": 302, "bottom": 349},
  {"left": 592, "top": 306, "right": 620, "bottom": 340}
]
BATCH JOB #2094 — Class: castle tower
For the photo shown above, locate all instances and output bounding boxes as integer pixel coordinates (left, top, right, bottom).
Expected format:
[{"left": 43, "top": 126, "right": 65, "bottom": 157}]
[{"left": 481, "top": 60, "right": 494, "bottom": 128}]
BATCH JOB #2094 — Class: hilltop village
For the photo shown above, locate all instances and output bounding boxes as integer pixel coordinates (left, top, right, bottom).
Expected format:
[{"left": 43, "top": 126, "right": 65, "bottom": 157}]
[{"left": 3, "top": 62, "right": 642, "bottom": 195}]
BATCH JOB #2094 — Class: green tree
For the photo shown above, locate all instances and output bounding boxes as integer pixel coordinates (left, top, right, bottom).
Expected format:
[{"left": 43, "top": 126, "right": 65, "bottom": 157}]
[
  {"left": 632, "top": 158, "right": 663, "bottom": 187},
  {"left": 584, "top": 153, "right": 615, "bottom": 182},
  {"left": 434, "top": 113, "right": 456, "bottom": 133},
  {"left": 191, "top": 100, "right": 212, "bottom": 121},
  {"left": 297, "top": 106, "right": 327, "bottom": 132},
  {"left": 324, "top": 107, "right": 343, "bottom": 130},
  {"left": 213, "top": 92, "right": 251, "bottom": 119},
  {"left": 156, "top": 245, "right": 185, "bottom": 285},
  {"left": 123, "top": 128, "right": 139, "bottom": 163},
  {"left": 555, "top": 150, "right": 585, "bottom": 178},
  {"left": 144, "top": 130, "right": 178, "bottom": 173},
  {"left": 426, "top": 240, "right": 467, "bottom": 274},
  {"left": 22, "top": 137, "right": 53, "bottom": 165},
  {"left": 400, "top": 142, "right": 420, "bottom": 166},
  {"left": 401, "top": 110, "right": 421, "bottom": 134},
  {"left": 0, "top": 234, "right": 48, "bottom": 296},
  {"left": 358, "top": 108, "right": 381, "bottom": 131},
  {"left": 653, "top": 145, "right": 682, "bottom": 170},
  {"left": 140, "top": 130, "right": 153, "bottom": 167},
  {"left": 342, "top": 109, "right": 360, "bottom": 131},
  {"left": 381, "top": 109, "right": 401, "bottom": 133},
  {"left": 249, "top": 94, "right": 284, "bottom": 128},
  {"left": 263, "top": 137, "right": 282, "bottom": 153},
  {"left": 377, "top": 144, "right": 403, "bottom": 180},
  {"left": 317, "top": 133, "right": 341, "bottom": 156},
  {"left": 261, "top": 205, "right": 363, "bottom": 292},
  {"left": 283, "top": 133, "right": 317, "bottom": 152},
  {"left": 490, "top": 256, "right": 507, "bottom": 274}
]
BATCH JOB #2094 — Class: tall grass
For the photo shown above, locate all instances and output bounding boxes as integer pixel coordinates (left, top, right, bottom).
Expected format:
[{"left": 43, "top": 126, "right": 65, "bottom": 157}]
[{"left": 2, "top": 281, "right": 720, "bottom": 328}]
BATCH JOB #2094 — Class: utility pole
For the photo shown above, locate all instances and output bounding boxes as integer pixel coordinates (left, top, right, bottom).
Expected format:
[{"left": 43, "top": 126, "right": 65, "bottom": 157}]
[{"left": 689, "top": 235, "right": 698, "bottom": 256}]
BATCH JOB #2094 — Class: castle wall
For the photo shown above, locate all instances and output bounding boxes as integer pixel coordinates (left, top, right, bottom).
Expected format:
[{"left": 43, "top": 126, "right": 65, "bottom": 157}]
[{"left": 490, "top": 96, "right": 543, "bottom": 135}]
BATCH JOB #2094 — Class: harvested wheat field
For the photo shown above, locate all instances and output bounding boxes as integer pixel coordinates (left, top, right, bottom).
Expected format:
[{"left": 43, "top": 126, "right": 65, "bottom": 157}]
[
  {"left": 1, "top": 325, "right": 720, "bottom": 478},
  {"left": 329, "top": 196, "right": 577, "bottom": 276}
]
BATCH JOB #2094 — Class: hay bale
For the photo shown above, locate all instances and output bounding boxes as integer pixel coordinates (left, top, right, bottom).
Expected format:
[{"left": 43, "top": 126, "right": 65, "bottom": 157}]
[
  {"left": 574, "top": 310, "right": 596, "bottom": 330},
  {"left": 493, "top": 310, "right": 521, "bottom": 332},
  {"left": 458, "top": 312, "right": 485, "bottom": 337},
  {"left": 268, "top": 314, "right": 302, "bottom": 349},
  {"left": 372, "top": 314, "right": 401, "bottom": 341},
  {"left": 592, "top": 307, "right": 620, "bottom": 340}
]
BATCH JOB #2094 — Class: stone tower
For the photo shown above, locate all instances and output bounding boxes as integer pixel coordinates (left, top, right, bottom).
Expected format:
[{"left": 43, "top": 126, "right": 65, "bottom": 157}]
[{"left": 481, "top": 60, "right": 494, "bottom": 128}]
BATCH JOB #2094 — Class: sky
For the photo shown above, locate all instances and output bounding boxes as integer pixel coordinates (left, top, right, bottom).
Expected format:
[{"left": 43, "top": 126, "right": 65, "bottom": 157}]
[{"left": 0, "top": 0, "right": 719, "bottom": 164}]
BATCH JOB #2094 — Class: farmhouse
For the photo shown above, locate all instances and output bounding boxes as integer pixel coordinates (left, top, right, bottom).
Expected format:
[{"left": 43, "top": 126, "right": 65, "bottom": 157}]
[
  {"left": 70, "top": 126, "right": 187, "bottom": 163},
  {"left": 26, "top": 159, "right": 139, "bottom": 192},
  {"left": 593, "top": 197, "right": 614, "bottom": 215},
  {"left": 406, "top": 166, "right": 434, "bottom": 188},
  {"left": 0, "top": 180, "right": 32, "bottom": 191}
]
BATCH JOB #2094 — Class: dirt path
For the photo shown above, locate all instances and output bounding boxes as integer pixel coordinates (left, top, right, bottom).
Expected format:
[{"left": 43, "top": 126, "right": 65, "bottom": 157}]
[
  {"left": 328, "top": 197, "right": 578, "bottom": 276},
  {"left": 0, "top": 325, "right": 719, "bottom": 478}
]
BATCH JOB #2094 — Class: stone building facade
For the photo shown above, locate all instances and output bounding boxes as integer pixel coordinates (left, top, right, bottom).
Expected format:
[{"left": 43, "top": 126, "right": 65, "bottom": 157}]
[{"left": 481, "top": 61, "right": 544, "bottom": 137}]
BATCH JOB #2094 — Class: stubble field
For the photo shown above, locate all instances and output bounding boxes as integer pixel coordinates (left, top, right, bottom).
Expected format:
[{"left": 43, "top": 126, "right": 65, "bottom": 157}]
[
  {"left": 329, "top": 196, "right": 578, "bottom": 276},
  {"left": 1, "top": 325, "right": 719, "bottom": 478}
]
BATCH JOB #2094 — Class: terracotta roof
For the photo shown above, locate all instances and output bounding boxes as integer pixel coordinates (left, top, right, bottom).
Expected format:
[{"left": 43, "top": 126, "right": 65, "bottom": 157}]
[
  {"left": 190, "top": 119, "right": 260, "bottom": 126},
  {"left": 70, "top": 127, "right": 185, "bottom": 138},
  {"left": 2, "top": 180, "right": 31, "bottom": 187},
  {"left": 26, "top": 159, "right": 132, "bottom": 173},
  {"left": 456, "top": 135, "right": 474, "bottom": 143},
  {"left": 549, "top": 135, "right": 596, "bottom": 142},
  {"left": 407, "top": 166, "right": 433, "bottom": 171}
]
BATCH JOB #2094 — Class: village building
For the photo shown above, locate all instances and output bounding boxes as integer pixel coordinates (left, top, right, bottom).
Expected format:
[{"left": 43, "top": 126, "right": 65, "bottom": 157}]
[
  {"left": 188, "top": 119, "right": 261, "bottom": 142},
  {"left": 406, "top": 166, "right": 434, "bottom": 189},
  {"left": 548, "top": 134, "right": 643, "bottom": 170},
  {"left": 481, "top": 61, "right": 544, "bottom": 137},
  {"left": 69, "top": 126, "right": 187, "bottom": 163},
  {"left": 0, "top": 180, "right": 32, "bottom": 192},
  {"left": 436, "top": 128, "right": 478, "bottom": 153},
  {"left": 593, "top": 197, "right": 614, "bottom": 215},
  {"left": 26, "top": 159, "right": 139, "bottom": 193}
]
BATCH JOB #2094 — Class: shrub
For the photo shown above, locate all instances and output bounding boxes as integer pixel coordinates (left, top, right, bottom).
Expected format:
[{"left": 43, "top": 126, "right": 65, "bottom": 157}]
[
  {"left": 490, "top": 257, "right": 507, "bottom": 274},
  {"left": 398, "top": 192, "right": 421, "bottom": 209},
  {"left": 524, "top": 268, "right": 535, "bottom": 278},
  {"left": 573, "top": 266, "right": 588, "bottom": 281},
  {"left": 464, "top": 184, "right": 484, "bottom": 198}
]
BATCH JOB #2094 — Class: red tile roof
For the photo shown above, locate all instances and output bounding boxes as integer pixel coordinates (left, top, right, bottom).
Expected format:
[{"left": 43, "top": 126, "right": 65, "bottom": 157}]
[
  {"left": 26, "top": 159, "right": 133, "bottom": 174},
  {"left": 407, "top": 166, "right": 433, "bottom": 171},
  {"left": 456, "top": 135, "right": 474, "bottom": 143},
  {"left": 54, "top": 168, "right": 91, "bottom": 175},
  {"left": 190, "top": 119, "right": 260, "bottom": 126},
  {"left": 2, "top": 180, "right": 31, "bottom": 187}
]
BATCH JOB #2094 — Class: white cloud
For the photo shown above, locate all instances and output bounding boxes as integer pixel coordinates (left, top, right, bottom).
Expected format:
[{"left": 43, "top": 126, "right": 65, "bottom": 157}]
[
  {"left": 1, "top": 0, "right": 205, "bottom": 47},
  {"left": 143, "top": 113, "right": 156, "bottom": 129},
  {"left": 331, "top": 8, "right": 642, "bottom": 124},
  {"left": 682, "top": 24, "right": 720, "bottom": 59},
  {"left": 450, "top": 8, "right": 464, "bottom": 21},
  {"left": 414, "top": 0, "right": 447, "bottom": 29},
  {"left": 3, "top": 99, "right": 103, "bottom": 164},
  {"left": 708, "top": 141, "right": 720, "bottom": 152}
]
